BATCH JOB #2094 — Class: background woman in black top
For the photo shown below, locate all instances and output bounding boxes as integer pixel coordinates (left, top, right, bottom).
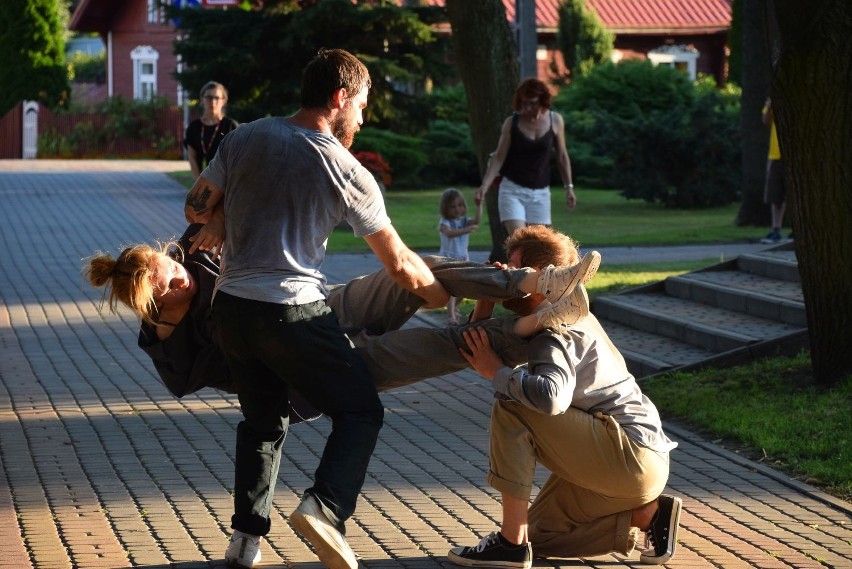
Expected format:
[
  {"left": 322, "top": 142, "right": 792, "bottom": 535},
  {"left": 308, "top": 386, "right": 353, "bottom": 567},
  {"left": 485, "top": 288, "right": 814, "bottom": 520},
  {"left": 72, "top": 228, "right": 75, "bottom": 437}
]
[
  {"left": 184, "top": 81, "right": 239, "bottom": 178},
  {"left": 476, "top": 78, "right": 576, "bottom": 237}
]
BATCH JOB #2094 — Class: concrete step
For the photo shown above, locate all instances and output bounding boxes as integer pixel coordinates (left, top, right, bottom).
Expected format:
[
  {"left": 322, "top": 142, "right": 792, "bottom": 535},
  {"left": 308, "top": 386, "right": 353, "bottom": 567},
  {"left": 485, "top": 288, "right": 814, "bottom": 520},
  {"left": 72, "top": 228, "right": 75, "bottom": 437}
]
[
  {"left": 593, "top": 291, "right": 803, "bottom": 353},
  {"left": 736, "top": 246, "right": 800, "bottom": 282},
  {"left": 595, "top": 317, "right": 717, "bottom": 378},
  {"left": 665, "top": 269, "right": 806, "bottom": 326}
]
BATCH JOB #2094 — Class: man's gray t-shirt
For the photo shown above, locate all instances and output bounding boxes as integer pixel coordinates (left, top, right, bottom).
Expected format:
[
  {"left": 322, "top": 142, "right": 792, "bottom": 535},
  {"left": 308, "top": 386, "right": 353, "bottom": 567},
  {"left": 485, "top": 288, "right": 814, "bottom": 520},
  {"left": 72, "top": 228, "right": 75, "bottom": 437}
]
[{"left": 203, "top": 117, "right": 390, "bottom": 305}]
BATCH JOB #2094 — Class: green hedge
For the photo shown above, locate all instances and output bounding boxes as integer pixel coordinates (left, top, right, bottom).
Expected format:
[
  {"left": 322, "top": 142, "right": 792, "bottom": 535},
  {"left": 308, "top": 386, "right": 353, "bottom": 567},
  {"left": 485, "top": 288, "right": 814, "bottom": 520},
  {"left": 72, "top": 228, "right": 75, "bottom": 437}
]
[{"left": 555, "top": 60, "right": 742, "bottom": 207}]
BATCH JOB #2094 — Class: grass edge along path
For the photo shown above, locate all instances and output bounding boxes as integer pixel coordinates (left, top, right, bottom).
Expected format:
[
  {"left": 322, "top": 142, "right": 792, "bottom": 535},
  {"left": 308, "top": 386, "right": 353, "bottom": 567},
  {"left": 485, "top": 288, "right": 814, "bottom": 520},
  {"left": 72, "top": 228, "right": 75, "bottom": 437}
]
[{"left": 642, "top": 352, "right": 852, "bottom": 503}]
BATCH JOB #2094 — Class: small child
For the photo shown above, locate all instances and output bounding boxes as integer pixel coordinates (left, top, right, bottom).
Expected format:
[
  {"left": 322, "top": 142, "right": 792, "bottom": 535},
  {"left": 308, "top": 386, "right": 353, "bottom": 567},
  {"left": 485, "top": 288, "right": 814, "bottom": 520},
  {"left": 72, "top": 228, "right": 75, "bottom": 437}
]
[{"left": 438, "top": 188, "right": 483, "bottom": 324}]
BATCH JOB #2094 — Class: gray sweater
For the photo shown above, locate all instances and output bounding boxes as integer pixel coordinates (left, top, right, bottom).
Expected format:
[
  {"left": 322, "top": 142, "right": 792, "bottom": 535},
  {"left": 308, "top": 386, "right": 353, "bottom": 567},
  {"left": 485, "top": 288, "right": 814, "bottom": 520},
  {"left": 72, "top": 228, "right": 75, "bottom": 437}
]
[{"left": 492, "top": 314, "right": 678, "bottom": 453}]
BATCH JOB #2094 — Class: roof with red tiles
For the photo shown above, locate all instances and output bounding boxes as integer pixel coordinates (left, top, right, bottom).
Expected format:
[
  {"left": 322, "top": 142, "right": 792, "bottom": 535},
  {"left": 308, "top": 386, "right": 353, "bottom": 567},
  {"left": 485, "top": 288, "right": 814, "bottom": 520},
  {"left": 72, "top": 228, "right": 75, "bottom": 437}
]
[{"left": 424, "top": 0, "right": 731, "bottom": 34}]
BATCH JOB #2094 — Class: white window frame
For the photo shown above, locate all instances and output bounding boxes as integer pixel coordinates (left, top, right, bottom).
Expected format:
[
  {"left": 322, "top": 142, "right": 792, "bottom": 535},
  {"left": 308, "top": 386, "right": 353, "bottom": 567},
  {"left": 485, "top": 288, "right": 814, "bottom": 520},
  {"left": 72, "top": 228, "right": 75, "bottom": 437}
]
[
  {"left": 131, "top": 45, "right": 160, "bottom": 100},
  {"left": 147, "top": 0, "right": 160, "bottom": 23},
  {"left": 647, "top": 45, "right": 700, "bottom": 80}
]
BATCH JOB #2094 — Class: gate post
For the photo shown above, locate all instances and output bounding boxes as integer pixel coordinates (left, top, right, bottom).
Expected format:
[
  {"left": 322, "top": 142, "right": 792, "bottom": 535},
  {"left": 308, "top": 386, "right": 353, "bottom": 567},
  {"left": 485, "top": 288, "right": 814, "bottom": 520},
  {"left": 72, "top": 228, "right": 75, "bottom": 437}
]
[{"left": 22, "top": 101, "right": 39, "bottom": 159}]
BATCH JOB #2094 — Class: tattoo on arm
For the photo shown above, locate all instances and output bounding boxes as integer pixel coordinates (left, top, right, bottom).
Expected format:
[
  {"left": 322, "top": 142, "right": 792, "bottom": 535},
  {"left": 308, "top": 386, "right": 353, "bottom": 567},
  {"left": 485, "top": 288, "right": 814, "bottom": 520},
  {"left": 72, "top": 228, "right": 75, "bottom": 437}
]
[{"left": 186, "top": 187, "right": 212, "bottom": 216}]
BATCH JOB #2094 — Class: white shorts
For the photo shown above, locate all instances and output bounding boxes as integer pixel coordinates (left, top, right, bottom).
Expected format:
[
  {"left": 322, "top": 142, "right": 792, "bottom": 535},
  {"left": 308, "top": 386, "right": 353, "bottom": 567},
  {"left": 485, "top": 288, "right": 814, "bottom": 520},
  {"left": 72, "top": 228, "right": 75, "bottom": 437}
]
[{"left": 498, "top": 177, "right": 552, "bottom": 225}]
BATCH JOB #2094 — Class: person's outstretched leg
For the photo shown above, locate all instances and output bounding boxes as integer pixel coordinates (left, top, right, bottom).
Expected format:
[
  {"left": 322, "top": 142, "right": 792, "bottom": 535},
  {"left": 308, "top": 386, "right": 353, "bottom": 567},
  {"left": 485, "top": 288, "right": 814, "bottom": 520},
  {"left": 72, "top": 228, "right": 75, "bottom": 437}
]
[
  {"left": 327, "top": 256, "right": 532, "bottom": 336},
  {"left": 353, "top": 318, "right": 532, "bottom": 392}
]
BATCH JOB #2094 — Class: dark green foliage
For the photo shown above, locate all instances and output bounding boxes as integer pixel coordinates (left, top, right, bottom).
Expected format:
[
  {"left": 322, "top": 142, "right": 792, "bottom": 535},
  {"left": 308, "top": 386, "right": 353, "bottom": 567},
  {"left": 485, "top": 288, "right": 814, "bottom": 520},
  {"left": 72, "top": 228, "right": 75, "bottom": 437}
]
[
  {"left": 168, "top": 0, "right": 450, "bottom": 131},
  {"left": 555, "top": 60, "right": 741, "bottom": 207},
  {"left": 728, "top": 0, "right": 742, "bottom": 85},
  {"left": 68, "top": 51, "right": 106, "bottom": 84},
  {"left": 419, "top": 120, "right": 479, "bottom": 185},
  {"left": 351, "top": 127, "right": 427, "bottom": 188},
  {"left": 556, "top": 0, "right": 614, "bottom": 80},
  {"left": 426, "top": 84, "right": 469, "bottom": 122},
  {"left": 556, "top": 60, "right": 695, "bottom": 117},
  {"left": 38, "top": 96, "right": 177, "bottom": 158},
  {"left": 0, "top": 0, "right": 70, "bottom": 115}
]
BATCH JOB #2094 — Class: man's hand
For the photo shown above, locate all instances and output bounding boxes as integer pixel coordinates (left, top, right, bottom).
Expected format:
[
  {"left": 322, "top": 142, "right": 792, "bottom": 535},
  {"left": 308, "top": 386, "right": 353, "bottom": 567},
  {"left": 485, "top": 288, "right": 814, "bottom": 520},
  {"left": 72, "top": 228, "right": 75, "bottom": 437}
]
[
  {"left": 188, "top": 220, "right": 224, "bottom": 259},
  {"left": 459, "top": 327, "right": 504, "bottom": 380}
]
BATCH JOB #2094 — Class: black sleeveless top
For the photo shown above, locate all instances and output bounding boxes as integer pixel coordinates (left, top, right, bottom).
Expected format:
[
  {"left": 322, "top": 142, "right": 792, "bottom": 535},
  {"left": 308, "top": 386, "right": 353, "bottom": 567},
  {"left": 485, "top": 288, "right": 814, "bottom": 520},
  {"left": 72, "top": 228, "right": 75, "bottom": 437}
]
[{"left": 499, "top": 112, "right": 554, "bottom": 189}]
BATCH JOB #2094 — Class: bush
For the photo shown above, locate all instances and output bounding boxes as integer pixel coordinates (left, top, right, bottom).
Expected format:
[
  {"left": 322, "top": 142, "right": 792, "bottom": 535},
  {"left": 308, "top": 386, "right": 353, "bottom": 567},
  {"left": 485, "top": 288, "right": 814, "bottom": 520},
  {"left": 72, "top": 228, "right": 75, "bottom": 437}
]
[
  {"left": 556, "top": 60, "right": 695, "bottom": 117},
  {"left": 418, "top": 119, "right": 479, "bottom": 186},
  {"left": 554, "top": 60, "right": 741, "bottom": 207},
  {"left": 68, "top": 51, "right": 106, "bottom": 84},
  {"left": 426, "top": 84, "right": 469, "bottom": 122},
  {"left": 351, "top": 127, "right": 428, "bottom": 188}
]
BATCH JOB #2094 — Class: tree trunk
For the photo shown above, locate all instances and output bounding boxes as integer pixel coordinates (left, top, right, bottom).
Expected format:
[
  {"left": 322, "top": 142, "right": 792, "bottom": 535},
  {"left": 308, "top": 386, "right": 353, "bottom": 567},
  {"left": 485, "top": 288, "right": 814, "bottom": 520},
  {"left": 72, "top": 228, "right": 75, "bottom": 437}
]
[
  {"left": 771, "top": 0, "right": 852, "bottom": 385},
  {"left": 734, "top": 0, "right": 772, "bottom": 227},
  {"left": 446, "top": 0, "right": 518, "bottom": 262}
]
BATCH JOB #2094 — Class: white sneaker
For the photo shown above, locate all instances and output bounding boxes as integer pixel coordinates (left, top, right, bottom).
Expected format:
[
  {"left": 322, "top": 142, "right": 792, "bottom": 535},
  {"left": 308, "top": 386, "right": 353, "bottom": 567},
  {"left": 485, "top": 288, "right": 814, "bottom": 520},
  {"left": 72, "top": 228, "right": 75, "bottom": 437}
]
[
  {"left": 535, "top": 283, "right": 590, "bottom": 328},
  {"left": 290, "top": 494, "right": 358, "bottom": 569},
  {"left": 225, "top": 529, "right": 262, "bottom": 568},
  {"left": 536, "top": 251, "right": 601, "bottom": 303}
]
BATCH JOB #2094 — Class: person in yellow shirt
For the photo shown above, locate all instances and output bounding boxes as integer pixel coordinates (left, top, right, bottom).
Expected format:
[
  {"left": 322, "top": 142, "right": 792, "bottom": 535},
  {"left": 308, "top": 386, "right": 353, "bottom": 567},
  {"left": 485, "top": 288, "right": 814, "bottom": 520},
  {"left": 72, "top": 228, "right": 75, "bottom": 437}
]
[{"left": 760, "top": 98, "right": 787, "bottom": 244}]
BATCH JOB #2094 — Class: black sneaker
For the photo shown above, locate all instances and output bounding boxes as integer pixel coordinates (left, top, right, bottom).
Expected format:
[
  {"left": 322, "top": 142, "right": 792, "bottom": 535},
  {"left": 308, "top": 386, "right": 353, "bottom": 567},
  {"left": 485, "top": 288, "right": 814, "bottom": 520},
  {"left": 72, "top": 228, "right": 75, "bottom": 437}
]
[
  {"left": 640, "top": 494, "right": 682, "bottom": 565},
  {"left": 448, "top": 531, "right": 532, "bottom": 568},
  {"left": 760, "top": 229, "right": 782, "bottom": 244}
]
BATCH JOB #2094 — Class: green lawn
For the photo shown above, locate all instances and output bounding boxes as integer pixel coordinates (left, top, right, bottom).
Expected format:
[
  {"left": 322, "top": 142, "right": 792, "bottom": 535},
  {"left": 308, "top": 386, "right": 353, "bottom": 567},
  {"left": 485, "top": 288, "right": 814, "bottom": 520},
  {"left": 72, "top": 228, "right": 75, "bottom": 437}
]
[
  {"left": 327, "top": 186, "right": 760, "bottom": 253},
  {"left": 166, "top": 174, "right": 762, "bottom": 252},
  {"left": 643, "top": 354, "right": 852, "bottom": 502}
]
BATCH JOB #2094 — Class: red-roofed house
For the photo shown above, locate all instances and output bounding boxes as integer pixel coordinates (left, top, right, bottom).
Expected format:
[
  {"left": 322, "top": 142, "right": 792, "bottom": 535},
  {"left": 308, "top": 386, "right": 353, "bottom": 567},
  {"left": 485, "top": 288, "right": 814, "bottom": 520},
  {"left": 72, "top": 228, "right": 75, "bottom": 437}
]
[
  {"left": 69, "top": 0, "right": 731, "bottom": 106},
  {"left": 70, "top": 0, "right": 185, "bottom": 104},
  {"left": 69, "top": 0, "right": 242, "bottom": 105},
  {"left": 428, "top": 0, "right": 732, "bottom": 84}
]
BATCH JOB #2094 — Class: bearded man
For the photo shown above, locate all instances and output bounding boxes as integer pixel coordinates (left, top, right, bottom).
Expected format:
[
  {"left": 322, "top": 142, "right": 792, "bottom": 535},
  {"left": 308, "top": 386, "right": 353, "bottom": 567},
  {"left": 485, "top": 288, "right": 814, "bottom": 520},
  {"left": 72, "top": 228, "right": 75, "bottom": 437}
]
[{"left": 184, "top": 48, "right": 448, "bottom": 569}]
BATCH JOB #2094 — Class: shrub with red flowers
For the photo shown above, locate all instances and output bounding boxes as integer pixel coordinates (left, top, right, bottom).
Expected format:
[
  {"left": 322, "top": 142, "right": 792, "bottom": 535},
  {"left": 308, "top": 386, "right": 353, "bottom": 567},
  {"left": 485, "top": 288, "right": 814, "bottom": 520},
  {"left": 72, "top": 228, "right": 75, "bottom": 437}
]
[{"left": 352, "top": 150, "right": 392, "bottom": 186}]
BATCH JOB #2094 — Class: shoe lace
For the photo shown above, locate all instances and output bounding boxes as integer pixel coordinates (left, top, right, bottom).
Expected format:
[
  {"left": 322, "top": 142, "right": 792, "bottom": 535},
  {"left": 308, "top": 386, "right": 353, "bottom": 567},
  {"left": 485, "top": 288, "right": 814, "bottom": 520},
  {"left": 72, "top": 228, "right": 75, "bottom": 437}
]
[
  {"left": 474, "top": 532, "right": 500, "bottom": 553},
  {"left": 643, "top": 514, "right": 666, "bottom": 552}
]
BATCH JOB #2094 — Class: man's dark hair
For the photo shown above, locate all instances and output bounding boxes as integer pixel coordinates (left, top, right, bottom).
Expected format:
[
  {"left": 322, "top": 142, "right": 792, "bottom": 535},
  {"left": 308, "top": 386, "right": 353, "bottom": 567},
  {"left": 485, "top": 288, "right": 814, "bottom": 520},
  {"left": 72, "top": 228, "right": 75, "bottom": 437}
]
[{"left": 300, "top": 48, "right": 371, "bottom": 109}]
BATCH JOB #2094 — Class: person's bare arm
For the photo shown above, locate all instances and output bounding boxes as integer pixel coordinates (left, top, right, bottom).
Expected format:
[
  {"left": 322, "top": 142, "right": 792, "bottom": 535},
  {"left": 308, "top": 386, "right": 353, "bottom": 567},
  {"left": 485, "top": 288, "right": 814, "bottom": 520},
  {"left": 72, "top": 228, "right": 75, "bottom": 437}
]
[
  {"left": 553, "top": 112, "right": 576, "bottom": 211},
  {"left": 184, "top": 175, "right": 224, "bottom": 224},
  {"left": 364, "top": 226, "right": 449, "bottom": 308},
  {"left": 471, "top": 196, "right": 484, "bottom": 226},
  {"left": 187, "top": 146, "right": 201, "bottom": 179},
  {"left": 440, "top": 223, "right": 476, "bottom": 238}
]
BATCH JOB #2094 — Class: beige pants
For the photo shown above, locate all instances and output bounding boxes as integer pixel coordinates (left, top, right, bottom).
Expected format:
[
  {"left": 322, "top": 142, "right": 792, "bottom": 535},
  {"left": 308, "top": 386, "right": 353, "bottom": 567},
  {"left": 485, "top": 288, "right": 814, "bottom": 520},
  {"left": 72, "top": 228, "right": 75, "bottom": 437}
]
[{"left": 487, "top": 401, "right": 670, "bottom": 558}]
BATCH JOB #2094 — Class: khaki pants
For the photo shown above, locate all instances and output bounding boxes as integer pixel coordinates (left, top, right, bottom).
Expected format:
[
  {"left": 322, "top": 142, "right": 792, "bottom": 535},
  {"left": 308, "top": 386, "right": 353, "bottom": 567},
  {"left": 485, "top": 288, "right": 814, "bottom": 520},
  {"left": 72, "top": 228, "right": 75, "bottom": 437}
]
[{"left": 488, "top": 401, "right": 670, "bottom": 558}]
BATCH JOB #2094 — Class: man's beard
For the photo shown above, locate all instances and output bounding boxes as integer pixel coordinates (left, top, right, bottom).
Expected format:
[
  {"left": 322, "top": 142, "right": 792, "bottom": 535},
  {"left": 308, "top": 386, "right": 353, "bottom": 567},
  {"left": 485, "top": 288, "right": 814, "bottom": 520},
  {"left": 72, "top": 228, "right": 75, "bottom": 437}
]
[{"left": 331, "top": 114, "right": 358, "bottom": 149}]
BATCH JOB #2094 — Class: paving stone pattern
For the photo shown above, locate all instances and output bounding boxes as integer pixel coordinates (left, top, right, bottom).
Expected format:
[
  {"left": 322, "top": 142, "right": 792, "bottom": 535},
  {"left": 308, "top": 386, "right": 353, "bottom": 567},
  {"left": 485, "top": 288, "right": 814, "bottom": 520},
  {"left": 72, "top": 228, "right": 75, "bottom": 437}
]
[{"left": 0, "top": 161, "right": 850, "bottom": 568}]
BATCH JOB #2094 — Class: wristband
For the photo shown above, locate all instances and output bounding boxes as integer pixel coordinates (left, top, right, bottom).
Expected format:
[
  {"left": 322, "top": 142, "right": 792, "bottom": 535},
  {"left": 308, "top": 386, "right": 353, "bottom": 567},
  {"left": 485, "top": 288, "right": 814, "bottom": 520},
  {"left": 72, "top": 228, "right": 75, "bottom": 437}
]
[{"left": 565, "top": 184, "right": 574, "bottom": 190}]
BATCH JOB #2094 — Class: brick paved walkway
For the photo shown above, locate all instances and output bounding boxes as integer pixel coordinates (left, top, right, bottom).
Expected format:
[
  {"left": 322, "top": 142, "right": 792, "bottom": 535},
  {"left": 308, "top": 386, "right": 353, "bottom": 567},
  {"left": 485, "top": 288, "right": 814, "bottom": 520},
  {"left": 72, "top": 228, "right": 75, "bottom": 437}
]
[{"left": 0, "top": 160, "right": 849, "bottom": 568}]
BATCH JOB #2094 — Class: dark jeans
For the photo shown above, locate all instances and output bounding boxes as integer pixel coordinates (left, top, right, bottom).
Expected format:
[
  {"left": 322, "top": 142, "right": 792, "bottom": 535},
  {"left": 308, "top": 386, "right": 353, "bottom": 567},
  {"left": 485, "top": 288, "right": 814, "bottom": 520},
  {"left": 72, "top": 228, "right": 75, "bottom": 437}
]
[{"left": 212, "top": 292, "right": 383, "bottom": 536}]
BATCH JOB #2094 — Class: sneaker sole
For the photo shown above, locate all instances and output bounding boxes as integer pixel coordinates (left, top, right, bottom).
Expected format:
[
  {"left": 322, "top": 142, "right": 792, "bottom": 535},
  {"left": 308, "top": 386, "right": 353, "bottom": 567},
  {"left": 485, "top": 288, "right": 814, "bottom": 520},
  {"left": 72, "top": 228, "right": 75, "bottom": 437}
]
[
  {"left": 225, "top": 535, "right": 261, "bottom": 568},
  {"left": 447, "top": 548, "right": 531, "bottom": 568},
  {"left": 550, "top": 251, "right": 601, "bottom": 303},
  {"left": 291, "top": 508, "right": 358, "bottom": 569},
  {"left": 640, "top": 496, "right": 682, "bottom": 565}
]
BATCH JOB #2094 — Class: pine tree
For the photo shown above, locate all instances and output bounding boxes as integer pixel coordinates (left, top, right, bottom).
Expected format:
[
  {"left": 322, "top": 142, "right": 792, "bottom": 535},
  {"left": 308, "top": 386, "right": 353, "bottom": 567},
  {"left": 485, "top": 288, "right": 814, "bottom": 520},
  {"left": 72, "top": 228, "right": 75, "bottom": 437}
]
[
  {"left": 556, "top": 0, "right": 614, "bottom": 80},
  {"left": 0, "top": 0, "right": 69, "bottom": 116}
]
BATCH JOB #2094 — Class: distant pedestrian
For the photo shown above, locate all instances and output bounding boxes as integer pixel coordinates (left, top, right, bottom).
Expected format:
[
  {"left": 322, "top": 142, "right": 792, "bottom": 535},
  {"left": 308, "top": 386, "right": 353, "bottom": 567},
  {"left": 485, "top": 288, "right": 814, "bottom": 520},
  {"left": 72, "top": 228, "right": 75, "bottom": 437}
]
[
  {"left": 184, "top": 81, "right": 238, "bottom": 179},
  {"left": 438, "top": 188, "right": 482, "bottom": 324},
  {"left": 475, "top": 78, "right": 576, "bottom": 237},
  {"left": 759, "top": 98, "right": 787, "bottom": 244}
]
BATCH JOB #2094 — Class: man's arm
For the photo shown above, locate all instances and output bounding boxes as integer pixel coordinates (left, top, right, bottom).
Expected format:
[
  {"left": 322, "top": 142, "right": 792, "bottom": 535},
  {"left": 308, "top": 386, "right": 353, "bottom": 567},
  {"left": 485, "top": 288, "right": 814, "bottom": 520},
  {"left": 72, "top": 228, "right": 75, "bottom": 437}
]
[
  {"left": 187, "top": 146, "right": 201, "bottom": 179},
  {"left": 363, "top": 226, "right": 449, "bottom": 308},
  {"left": 184, "top": 175, "right": 224, "bottom": 224},
  {"left": 461, "top": 327, "right": 574, "bottom": 416}
]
